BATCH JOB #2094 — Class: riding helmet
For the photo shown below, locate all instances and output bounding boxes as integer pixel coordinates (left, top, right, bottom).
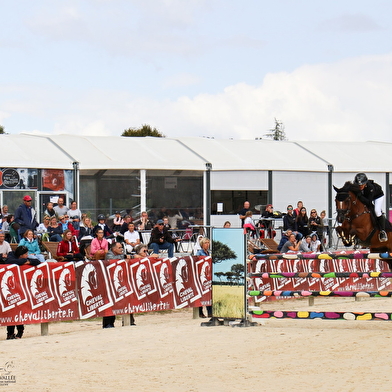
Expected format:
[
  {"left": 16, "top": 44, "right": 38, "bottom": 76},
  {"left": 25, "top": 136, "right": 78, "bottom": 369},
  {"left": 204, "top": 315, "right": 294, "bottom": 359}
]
[
  {"left": 97, "top": 214, "right": 105, "bottom": 220},
  {"left": 354, "top": 173, "right": 368, "bottom": 186}
]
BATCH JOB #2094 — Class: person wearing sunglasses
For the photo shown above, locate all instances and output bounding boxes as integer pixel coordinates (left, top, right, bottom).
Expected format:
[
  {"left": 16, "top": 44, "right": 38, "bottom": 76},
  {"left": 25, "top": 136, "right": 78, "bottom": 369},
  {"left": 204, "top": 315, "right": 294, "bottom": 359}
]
[
  {"left": 308, "top": 209, "right": 323, "bottom": 245},
  {"left": 149, "top": 219, "right": 180, "bottom": 257},
  {"left": 134, "top": 243, "right": 152, "bottom": 258}
]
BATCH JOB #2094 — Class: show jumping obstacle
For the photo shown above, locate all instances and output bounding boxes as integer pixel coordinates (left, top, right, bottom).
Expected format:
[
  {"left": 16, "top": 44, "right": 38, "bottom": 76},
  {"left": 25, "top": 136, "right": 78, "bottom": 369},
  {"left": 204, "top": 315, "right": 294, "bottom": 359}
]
[{"left": 247, "top": 250, "right": 392, "bottom": 321}]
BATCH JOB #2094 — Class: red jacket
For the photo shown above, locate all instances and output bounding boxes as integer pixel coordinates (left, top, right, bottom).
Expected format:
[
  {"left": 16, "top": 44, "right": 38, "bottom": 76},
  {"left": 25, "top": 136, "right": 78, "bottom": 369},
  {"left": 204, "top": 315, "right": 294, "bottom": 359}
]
[{"left": 57, "top": 240, "right": 80, "bottom": 257}]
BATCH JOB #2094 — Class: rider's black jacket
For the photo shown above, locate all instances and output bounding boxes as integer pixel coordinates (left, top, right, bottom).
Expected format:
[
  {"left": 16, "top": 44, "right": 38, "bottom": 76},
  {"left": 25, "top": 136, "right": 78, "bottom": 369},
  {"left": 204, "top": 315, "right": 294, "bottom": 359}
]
[{"left": 358, "top": 180, "right": 384, "bottom": 208}]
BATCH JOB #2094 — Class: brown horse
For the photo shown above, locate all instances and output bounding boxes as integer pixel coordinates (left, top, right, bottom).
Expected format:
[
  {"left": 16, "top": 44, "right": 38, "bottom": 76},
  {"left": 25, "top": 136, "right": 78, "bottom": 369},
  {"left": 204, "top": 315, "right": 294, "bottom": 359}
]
[{"left": 334, "top": 181, "right": 392, "bottom": 256}]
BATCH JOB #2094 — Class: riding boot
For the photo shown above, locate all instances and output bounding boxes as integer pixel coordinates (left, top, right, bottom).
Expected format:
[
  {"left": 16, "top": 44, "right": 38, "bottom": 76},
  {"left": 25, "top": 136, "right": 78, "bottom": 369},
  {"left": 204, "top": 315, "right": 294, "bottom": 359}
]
[{"left": 377, "top": 215, "right": 388, "bottom": 242}]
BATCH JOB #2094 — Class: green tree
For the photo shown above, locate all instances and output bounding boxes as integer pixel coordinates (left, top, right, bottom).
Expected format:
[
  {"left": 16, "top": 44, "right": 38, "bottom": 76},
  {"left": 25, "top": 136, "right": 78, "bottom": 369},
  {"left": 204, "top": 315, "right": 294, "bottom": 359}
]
[
  {"left": 0, "top": 125, "right": 5, "bottom": 134},
  {"left": 214, "top": 271, "right": 225, "bottom": 284},
  {"left": 264, "top": 118, "right": 286, "bottom": 141},
  {"left": 122, "top": 124, "right": 165, "bottom": 137},
  {"left": 212, "top": 240, "right": 237, "bottom": 264},
  {"left": 231, "top": 263, "right": 245, "bottom": 285},
  {"left": 225, "top": 271, "right": 235, "bottom": 286}
]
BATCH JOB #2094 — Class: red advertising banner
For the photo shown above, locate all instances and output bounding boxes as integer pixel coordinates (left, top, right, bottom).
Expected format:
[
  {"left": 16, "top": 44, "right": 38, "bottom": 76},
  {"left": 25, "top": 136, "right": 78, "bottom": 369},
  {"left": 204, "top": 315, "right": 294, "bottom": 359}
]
[
  {"left": 249, "top": 255, "right": 391, "bottom": 302},
  {"left": 0, "top": 256, "right": 212, "bottom": 326}
]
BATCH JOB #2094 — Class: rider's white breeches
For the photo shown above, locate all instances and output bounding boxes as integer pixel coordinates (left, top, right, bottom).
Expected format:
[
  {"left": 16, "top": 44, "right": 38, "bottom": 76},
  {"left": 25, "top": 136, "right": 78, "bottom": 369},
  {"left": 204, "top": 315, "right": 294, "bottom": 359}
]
[{"left": 374, "top": 195, "right": 384, "bottom": 217}]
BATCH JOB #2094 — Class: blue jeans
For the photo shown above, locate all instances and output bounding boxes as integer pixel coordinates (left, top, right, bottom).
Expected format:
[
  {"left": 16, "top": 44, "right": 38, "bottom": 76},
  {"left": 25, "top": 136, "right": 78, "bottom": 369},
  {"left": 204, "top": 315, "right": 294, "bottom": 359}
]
[{"left": 151, "top": 242, "right": 174, "bottom": 257}]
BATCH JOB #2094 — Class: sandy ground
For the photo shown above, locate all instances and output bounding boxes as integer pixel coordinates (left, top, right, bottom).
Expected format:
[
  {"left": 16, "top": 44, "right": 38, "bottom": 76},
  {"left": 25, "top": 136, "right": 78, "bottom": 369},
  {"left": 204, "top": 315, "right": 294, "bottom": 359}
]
[{"left": 2, "top": 297, "right": 392, "bottom": 392}]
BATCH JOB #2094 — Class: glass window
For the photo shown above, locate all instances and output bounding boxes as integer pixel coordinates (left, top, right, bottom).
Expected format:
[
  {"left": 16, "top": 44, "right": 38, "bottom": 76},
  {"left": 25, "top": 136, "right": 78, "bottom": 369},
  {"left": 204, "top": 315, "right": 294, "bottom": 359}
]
[{"left": 211, "top": 190, "right": 267, "bottom": 215}]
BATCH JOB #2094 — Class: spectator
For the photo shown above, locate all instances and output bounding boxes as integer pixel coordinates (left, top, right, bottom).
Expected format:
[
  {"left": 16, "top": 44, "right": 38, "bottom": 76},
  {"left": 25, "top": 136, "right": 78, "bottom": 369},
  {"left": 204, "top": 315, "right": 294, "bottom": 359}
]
[
  {"left": 167, "top": 209, "right": 183, "bottom": 229},
  {"left": 163, "top": 217, "right": 171, "bottom": 229},
  {"left": 260, "top": 204, "right": 275, "bottom": 238},
  {"left": 57, "top": 230, "right": 83, "bottom": 261},
  {"left": 53, "top": 197, "right": 68, "bottom": 218},
  {"left": 44, "top": 202, "right": 56, "bottom": 218},
  {"left": 59, "top": 214, "right": 77, "bottom": 236},
  {"left": 320, "top": 210, "right": 329, "bottom": 247},
  {"left": 196, "top": 237, "right": 213, "bottom": 318},
  {"left": 308, "top": 209, "right": 323, "bottom": 241},
  {"left": 47, "top": 216, "right": 63, "bottom": 242},
  {"left": 277, "top": 229, "right": 292, "bottom": 252},
  {"left": 299, "top": 235, "right": 312, "bottom": 252},
  {"left": 0, "top": 232, "right": 11, "bottom": 261},
  {"left": 149, "top": 219, "right": 179, "bottom": 257},
  {"left": 283, "top": 204, "right": 302, "bottom": 240},
  {"left": 120, "top": 215, "right": 132, "bottom": 235},
  {"left": 14, "top": 195, "right": 38, "bottom": 238},
  {"left": 223, "top": 221, "right": 231, "bottom": 228},
  {"left": 2, "top": 205, "right": 9, "bottom": 217},
  {"left": 243, "top": 211, "right": 257, "bottom": 238},
  {"left": 134, "top": 211, "right": 154, "bottom": 231},
  {"left": 93, "top": 214, "right": 113, "bottom": 238},
  {"left": 5, "top": 245, "right": 40, "bottom": 340},
  {"left": 6, "top": 215, "right": 18, "bottom": 243},
  {"left": 310, "top": 233, "right": 321, "bottom": 252},
  {"left": 78, "top": 217, "right": 95, "bottom": 255},
  {"left": 293, "top": 201, "right": 303, "bottom": 218},
  {"left": 90, "top": 229, "right": 109, "bottom": 260},
  {"left": 112, "top": 211, "right": 124, "bottom": 232},
  {"left": 281, "top": 233, "right": 301, "bottom": 253},
  {"left": 296, "top": 207, "right": 309, "bottom": 237},
  {"left": 37, "top": 215, "right": 50, "bottom": 235},
  {"left": 68, "top": 201, "right": 82, "bottom": 230},
  {"left": 19, "top": 229, "right": 46, "bottom": 263},
  {"left": 238, "top": 201, "right": 250, "bottom": 227},
  {"left": 134, "top": 243, "right": 151, "bottom": 258},
  {"left": 124, "top": 223, "right": 140, "bottom": 253}
]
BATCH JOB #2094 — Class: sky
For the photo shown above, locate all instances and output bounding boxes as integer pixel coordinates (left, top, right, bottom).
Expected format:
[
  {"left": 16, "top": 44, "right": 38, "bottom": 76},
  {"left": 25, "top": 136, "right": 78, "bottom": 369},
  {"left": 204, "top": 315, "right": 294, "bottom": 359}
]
[{"left": 1, "top": 0, "right": 392, "bottom": 141}]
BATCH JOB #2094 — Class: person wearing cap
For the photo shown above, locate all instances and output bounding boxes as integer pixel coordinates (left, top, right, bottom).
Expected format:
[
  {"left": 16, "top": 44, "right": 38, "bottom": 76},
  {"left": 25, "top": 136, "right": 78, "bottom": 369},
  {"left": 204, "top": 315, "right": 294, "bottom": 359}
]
[
  {"left": 93, "top": 214, "right": 113, "bottom": 238},
  {"left": 354, "top": 173, "right": 387, "bottom": 242},
  {"left": 14, "top": 195, "right": 38, "bottom": 238},
  {"left": 5, "top": 245, "right": 40, "bottom": 340},
  {"left": 149, "top": 219, "right": 180, "bottom": 257}
]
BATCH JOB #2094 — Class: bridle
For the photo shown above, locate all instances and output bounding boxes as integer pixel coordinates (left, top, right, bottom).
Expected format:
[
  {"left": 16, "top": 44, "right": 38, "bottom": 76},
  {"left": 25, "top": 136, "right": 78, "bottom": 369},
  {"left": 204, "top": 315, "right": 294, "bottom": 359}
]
[{"left": 336, "top": 191, "right": 370, "bottom": 224}]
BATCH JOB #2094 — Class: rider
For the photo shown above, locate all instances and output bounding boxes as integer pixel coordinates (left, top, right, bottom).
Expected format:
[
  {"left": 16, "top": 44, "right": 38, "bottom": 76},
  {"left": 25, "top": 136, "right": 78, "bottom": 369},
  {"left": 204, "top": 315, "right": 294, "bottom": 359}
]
[{"left": 354, "top": 173, "right": 387, "bottom": 242}]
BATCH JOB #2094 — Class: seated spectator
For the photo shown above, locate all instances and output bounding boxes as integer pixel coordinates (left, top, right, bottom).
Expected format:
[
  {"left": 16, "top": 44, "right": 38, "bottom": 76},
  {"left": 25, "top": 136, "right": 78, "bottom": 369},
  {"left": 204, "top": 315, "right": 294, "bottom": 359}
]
[
  {"left": 47, "top": 216, "right": 63, "bottom": 242},
  {"left": 119, "top": 215, "right": 132, "bottom": 235},
  {"left": 5, "top": 245, "right": 40, "bottom": 340},
  {"left": 90, "top": 229, "right": 109, "bottom": 260},
  {"left": 223, "top": 221, "right": 231, "bottom": 228},
  {"left": 281, "top": 233, "right": 301, "bottom": 253},
  {"left": 310, "top": 233, "right": 321, "bottom": 252},
  {"left": 106, "top": 241, "right": 131, "bottom": 260},
  {"left": 19, "top": 229, "right": 46, "bottom": 263},
  {"left": 37, "top": 215, "right": 50, "bottom": 235},
  {"left": 6, "top": 215, "right": 18, "bottom": 243},
  {"left": 59, "top": 215, "right": 76, "bottom": 236},
  {"left": 112, "top": 211, "right": 124, "bottom": 232},
  {"left": 299, "top": 235, "right": 312, "bottom": 252},
  {"left": 277, "top": 230, "right": 292, "bottom": 252},
  {"left": 78, "top": 216, "right": 95, "bottom": 256},
  {"left": 134, "top": 211, "right": 154, "bottom": 231},
  {"left": 0, "top": 232, "right": 12, "bottom": 261},
  {"left": 67, "top": 201, "right": 82, "bottom": 231},
  {"left": 0, "top": 215, "right": 6, "bottom": 231},
  {"left": 93, "top": 214, "right": 113, "bottom": 238},
  {"left": 44, "top": 202, "right": 56, "bottom": 218},
  {"left": 260, "top": 204, "right": 276, "bottom": 238},
  {"left": 134, "top": 243, "right": 151, "bottom": 258},
  {"left": 57, "top": 230, "right": 83, "bottom": 261},
  {"left": 149, "top": 219, "right": 180, "bottom": 258},
  {"left": 124, "top": 223, "right": 140, "bottom": 253},
  {"left": 243, "top": 211, "right": 257, "bottom": 238},
  {"left": 163, "top": 216, "right": 171, "bottom": 229}
]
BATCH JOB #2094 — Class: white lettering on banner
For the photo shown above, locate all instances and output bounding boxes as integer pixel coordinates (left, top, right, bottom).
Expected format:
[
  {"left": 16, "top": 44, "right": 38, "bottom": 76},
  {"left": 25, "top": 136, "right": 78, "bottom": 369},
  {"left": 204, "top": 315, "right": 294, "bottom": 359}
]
[
  {"left": 14, "top": 308, "right": 75, "bottom": 323},
  {"left": 6, "top": 293, "right": 21, "bottom": 305},
  {"left": 112, "top": 301, "right": 171, "bottom": 315},
  {"left": 85, "top": 295, "right": 103, "bottom": 307},
  {"left": 138, "top": 283, "right": 152, "bottom": 295}
]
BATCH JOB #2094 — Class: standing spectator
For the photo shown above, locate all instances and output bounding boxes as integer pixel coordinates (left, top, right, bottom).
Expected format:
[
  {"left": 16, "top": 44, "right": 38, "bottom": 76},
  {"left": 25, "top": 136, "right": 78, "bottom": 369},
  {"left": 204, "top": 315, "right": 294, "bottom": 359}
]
[
  {"left": 260, "top": 204, "right": 275, "bottom": 238},
  {"left": 19, "top": 229, "right": 46, "bottom": 263},
  {"left": 124, "top": 223, "right": 140, "bottom": 253},
  {"left": 308, "top": 209, "right": 323, "bottom": 241},
  {"left": 57, "top": 230, "right": 83, "bottom": 261},
  {"left": 293, "top": 201, "right": 303, "bottom": 218},
  {"left": 2, "top": 205, "right": 9, "bottom": 217},
  {"left": 120, "top": 215, "right": 132, "bottom": 235},
  {"left": 0, "top": 232, "right": 11, "bottom": 261},
  {"left": 149, "top": 220, "right": 179, "bottom": 257},
  {"left": 14, "top": 195, "right": 38, "bottom": 238},
  {"left": 5, "top": 245, "right": 40, "bottom": 340},
  {"left": 167, "top": 209, "right": 183, "bottom": 229},
  {"left": 238, "top": 201, "right": 250, "bottom": 227},
  {"left": 320, "top": 210, "right": 329, "bottom": 247},
  {"left": 44, "top": 202, "right": 56, "bottom": 218},
  {"left": 90, "top": 229, "right": 109, "bottom": 260},
  {"left": 296, "top": 207, "right": 309, "bottom": 237},
  {"left": 283, "top": 205, "right": 302, "bottom": 240},
  {"left": 53, "top": 197, "right": 69, "bottom": 218},
  {"left": 196, "top": 237, "right": 213, "bottom": 318},
  {"left": 68, "top": 201, "right": 82, "bottom": 230}
]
